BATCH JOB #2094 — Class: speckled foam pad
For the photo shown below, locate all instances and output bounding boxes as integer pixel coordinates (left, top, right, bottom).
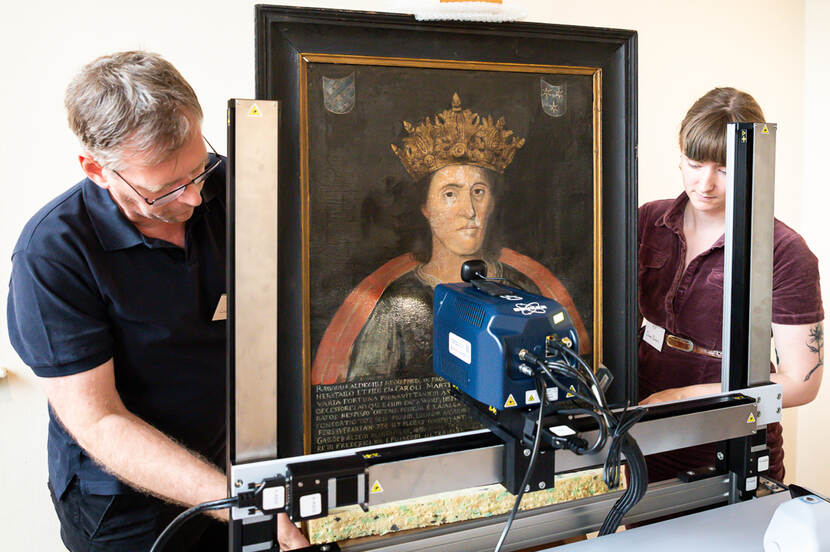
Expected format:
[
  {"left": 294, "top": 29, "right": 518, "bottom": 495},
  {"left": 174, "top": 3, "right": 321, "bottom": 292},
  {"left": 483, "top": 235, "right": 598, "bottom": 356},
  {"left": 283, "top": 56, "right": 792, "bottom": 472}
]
[{"left": 308, "top": 467, "right": 617, "bottom": 544}]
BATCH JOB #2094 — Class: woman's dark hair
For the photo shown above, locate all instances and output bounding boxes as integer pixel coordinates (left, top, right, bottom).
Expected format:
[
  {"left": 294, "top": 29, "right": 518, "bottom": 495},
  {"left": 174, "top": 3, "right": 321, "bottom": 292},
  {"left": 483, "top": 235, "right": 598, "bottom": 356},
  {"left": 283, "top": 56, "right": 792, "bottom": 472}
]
[
  {"left": 679, "top": 87, "right": 765, "bottom": 165},
  {"left": 406, "top": 173, "right": 437, "bottom": 263}
]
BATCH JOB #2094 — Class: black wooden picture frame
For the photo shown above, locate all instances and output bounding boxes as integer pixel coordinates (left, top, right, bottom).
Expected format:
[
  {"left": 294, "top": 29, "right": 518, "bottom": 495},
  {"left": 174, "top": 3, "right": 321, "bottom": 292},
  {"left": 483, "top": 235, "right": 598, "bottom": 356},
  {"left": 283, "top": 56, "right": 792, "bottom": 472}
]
[{"left": 254, "top": 5, "right": 638, "bottom": 457}]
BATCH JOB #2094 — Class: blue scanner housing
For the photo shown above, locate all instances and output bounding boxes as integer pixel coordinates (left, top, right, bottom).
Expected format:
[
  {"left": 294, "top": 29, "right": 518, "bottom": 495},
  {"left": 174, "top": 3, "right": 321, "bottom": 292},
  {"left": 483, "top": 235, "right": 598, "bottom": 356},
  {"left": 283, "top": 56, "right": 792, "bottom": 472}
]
[{"left": 433, "top": 282, "right": 580, "bottom": 410}]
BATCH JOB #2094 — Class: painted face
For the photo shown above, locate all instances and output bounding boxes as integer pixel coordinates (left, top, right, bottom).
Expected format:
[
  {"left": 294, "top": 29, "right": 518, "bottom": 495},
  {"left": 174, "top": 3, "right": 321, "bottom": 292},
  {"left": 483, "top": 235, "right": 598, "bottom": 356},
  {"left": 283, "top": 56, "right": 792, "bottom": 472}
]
[
  {"left": 421, "top": 164, "right": 495, "bottom": 257},
  {"left": 680, "top": 154, "right": 727, "bottom": 214},
  {"left": 106, "top": 129, "right": 209, "bottom": 225}
]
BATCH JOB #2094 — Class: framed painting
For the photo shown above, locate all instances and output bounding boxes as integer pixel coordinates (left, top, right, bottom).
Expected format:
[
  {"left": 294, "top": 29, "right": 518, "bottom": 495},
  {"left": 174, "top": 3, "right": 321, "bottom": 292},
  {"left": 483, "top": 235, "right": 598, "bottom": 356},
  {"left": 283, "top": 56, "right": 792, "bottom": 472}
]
[{"left": 255, "top": 6, "right": 638, "bottom": 458}]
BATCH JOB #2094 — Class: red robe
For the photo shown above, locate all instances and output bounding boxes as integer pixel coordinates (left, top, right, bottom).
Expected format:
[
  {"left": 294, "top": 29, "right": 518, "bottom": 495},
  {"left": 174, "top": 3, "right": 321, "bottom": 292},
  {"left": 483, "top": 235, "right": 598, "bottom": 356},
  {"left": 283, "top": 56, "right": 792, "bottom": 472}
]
[{"left": 311, "top": 247, "right": 590, "bottom": 384}]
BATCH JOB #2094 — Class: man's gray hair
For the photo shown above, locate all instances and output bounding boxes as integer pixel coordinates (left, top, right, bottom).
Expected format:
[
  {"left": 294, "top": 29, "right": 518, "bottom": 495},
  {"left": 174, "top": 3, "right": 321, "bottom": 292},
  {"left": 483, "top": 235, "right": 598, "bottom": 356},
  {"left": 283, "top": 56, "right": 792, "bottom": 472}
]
[{"left": 65, "top": 51, "right": 203, "bottom": 170}]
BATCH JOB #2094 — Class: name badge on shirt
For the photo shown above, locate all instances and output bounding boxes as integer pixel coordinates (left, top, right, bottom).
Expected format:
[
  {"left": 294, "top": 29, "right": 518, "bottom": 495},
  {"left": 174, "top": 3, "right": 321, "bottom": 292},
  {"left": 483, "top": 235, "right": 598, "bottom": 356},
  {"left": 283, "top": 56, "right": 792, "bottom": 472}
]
[
  {"left": 642, "top": 318, "right": 665, "bottom": 352},
  {"left": 212, "top": 294, "right": 227, "bottom": 321}
]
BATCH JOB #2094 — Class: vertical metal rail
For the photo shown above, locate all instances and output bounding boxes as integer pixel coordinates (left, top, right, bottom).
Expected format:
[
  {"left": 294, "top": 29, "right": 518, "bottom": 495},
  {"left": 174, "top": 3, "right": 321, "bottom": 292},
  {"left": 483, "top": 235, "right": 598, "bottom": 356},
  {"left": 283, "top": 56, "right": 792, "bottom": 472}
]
[
  {"left": 722, "top": 122, "right": 751, "bottom": 390},
  {"left": 722, "top": 122, "right": 777, "bottom": 503},
  {"left": 228, "top": 99, "right": 281, "bottom": 551},
  {"left": 745, "top": 124, "right": 777, "bottom": 386},
  {"left": 722, "top": 122, "right": 777, "bottom": 391}
]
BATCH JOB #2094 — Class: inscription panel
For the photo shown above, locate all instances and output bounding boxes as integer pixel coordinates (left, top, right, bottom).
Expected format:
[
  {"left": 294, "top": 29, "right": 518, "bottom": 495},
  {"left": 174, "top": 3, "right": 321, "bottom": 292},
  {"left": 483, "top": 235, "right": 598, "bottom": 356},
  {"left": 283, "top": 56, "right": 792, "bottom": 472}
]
[{"left": 312, "top": 377, "right": 480, "bottom": 452}]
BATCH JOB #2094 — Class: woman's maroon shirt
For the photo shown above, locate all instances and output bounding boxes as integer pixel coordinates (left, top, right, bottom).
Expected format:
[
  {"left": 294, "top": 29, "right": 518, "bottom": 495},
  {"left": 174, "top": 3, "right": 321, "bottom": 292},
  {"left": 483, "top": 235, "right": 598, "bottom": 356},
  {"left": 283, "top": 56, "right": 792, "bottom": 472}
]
[{"left": 638, "top": 193, "right": 823, "bottom": 482}]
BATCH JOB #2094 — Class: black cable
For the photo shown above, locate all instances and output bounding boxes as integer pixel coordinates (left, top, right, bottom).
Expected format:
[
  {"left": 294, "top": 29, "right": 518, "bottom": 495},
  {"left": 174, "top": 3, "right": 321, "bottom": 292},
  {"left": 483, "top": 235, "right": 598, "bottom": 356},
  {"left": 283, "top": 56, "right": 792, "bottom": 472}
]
[
  {"left": 598, "top": 433, "right": 647, "bottom": 535},
  {"left": 556, "top": 344, "right": 609, "bottom": 410},
  {"left": 529, "top": 343, "right": 649, "bottom": 534},
  {"left": 149, "top": 496, "right": 238, "bottom": 552},
  {"left": 556, "top": 407, "right": 607, "bottom": 454},
  {"left": 544, "top": 362, "right": 607, "bottom": 426},
  {"left": 526, "top": 353, "right": 609, "bottom": 454},
  {"left": 602, "top": 406, "right": 645, "bottom": 489},
  {"left": 546, "top": 360, "right": 594, "bottom": 399},
  {"left": 494, "top": 375, "right": 547, "bottom": 552},
  {"left": 533, "top": 358, "right": 596, "bottom": 406}
]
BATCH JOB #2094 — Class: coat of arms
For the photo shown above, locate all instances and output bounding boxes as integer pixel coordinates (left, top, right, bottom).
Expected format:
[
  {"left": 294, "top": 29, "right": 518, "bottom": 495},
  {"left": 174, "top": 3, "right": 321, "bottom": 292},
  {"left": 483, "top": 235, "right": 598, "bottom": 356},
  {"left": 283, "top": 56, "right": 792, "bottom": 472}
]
[
  {"left": 541, "top": 79, "right": 567, "bottom": 118},
  {"left": 323, "top": 73, "right": 356, "bottom": 114}
]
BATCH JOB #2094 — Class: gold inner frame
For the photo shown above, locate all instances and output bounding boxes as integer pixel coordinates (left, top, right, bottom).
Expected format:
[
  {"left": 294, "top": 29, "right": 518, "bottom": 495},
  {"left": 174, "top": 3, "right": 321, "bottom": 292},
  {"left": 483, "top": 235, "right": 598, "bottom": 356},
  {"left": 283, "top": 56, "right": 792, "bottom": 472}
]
[{"left": 299, "top": 53, "right": 603, "bottom": 453}]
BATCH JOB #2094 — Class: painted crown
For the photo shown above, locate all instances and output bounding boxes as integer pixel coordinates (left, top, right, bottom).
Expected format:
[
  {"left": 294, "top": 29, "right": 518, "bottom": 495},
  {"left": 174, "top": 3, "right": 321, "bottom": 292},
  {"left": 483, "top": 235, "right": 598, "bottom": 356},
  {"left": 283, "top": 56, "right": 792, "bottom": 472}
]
[{"left": 391, "top": 93, "right": 525, "bottom": 181}]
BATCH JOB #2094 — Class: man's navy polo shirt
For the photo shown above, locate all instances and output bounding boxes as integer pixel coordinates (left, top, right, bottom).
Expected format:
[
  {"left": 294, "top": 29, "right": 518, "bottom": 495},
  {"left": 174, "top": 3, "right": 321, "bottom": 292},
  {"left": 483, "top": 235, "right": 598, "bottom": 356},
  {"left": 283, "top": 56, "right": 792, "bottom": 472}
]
[{"left": 7, "top": 158, "right": 227, "bottom": 497}]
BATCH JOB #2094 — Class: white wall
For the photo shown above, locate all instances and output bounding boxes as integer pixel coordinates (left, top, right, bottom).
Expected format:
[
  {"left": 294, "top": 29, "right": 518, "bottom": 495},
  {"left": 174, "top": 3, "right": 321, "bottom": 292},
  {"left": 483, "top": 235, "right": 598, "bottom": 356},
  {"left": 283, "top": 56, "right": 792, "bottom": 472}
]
[
  {"left": 0, "top": 2, "right": 268, "bottom": 547},
  {"left": 0, "top": 1, "right": 821, "bottom": 549},
  {"left": 792, "top": 0, "right": 830, "bottom": 493}
]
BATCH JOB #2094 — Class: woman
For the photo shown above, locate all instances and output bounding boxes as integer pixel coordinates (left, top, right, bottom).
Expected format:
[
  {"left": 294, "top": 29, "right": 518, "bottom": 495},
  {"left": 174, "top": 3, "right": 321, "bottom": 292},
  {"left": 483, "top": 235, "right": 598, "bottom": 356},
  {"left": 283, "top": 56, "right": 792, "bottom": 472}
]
[
  {"left": 312, "top": 93, "right": 590, "bottom": 384},
  {"left": 638, "top": 87, "right": 824, "bottom": 482}
]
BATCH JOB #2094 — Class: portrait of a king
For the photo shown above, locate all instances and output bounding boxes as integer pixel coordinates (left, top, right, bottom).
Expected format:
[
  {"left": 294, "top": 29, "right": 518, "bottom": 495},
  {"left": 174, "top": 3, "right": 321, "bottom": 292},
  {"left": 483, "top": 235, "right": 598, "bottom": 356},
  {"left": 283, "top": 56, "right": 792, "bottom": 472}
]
[{"left": 305, "top": 63, "right": 598, "bottom": 453}]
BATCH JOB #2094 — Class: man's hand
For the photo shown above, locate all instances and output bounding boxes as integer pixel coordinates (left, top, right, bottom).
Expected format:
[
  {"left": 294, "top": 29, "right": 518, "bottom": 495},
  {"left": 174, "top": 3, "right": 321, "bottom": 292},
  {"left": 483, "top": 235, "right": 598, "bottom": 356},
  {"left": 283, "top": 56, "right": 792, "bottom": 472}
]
[{"left": 278, "top": 513, "right": 310, "bottom": 550}]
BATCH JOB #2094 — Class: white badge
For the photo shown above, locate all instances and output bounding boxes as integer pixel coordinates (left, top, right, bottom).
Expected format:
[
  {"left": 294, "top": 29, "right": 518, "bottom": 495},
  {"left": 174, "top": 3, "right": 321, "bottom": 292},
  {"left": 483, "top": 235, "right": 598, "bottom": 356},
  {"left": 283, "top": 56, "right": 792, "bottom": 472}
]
[
  {"left": 642, "top": 318, "right": 665, "bottom": 352},
  {"left": 212, "top": 293, "right": 227, "bottom": 321}
]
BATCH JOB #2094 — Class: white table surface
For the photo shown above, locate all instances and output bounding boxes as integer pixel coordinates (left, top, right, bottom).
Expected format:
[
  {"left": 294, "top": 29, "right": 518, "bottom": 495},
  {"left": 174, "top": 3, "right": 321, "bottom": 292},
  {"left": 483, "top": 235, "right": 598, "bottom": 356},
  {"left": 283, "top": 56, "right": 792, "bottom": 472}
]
[{"left": 553, "top": 491, "right": 790, "bottom": 551}]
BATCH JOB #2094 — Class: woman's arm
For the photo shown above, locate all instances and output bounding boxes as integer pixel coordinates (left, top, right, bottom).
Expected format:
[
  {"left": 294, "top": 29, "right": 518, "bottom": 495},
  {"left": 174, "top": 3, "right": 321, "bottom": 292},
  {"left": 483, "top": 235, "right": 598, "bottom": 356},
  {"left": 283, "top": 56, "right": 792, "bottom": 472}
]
[
  {"left": 770, "top": 320, "right": 824, "bottom": 407},
  {"left": 639, "top": 321, "right": 824, "bottom": 407},
  {"left": 638, "top": 382, "right": 720, "bottom": 405}
]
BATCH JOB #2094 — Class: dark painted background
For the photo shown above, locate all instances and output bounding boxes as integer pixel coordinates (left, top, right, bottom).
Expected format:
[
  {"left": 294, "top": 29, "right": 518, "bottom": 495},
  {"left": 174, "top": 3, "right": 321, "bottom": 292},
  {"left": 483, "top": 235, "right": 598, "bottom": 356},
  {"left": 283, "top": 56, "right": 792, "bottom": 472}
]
[{"left": 306, "top": 62, "right": 597, "bottom": 356}]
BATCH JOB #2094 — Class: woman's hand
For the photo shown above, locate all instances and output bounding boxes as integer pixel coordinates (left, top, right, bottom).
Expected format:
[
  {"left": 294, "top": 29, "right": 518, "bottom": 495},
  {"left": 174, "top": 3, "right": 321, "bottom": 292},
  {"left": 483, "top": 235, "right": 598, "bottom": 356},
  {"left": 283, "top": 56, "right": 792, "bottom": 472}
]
[
  {"left": 639, "top": 383, "right": 720, "bottom": 406},
  {"left": 278, "top": 512, "right": 310, "bottom": 550}
]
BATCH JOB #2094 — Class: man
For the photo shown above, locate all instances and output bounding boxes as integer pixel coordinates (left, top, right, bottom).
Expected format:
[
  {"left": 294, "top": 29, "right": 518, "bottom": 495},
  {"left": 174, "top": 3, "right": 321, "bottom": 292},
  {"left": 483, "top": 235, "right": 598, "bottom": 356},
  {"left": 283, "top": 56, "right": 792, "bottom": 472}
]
[{"left": 7, "top": 51, "right": 307, "bottom": 551}]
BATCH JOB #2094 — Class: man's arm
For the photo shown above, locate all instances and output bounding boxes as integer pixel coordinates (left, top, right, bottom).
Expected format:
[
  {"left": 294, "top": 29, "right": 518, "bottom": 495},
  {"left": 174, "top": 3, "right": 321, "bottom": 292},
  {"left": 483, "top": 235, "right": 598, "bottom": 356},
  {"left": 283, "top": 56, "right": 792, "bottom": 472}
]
[
  {"left": 42, "top": 358, "right": 226, "bottom": 511},
  {"left": 40, "top": 358, "right": 309, "bottom": 549}
]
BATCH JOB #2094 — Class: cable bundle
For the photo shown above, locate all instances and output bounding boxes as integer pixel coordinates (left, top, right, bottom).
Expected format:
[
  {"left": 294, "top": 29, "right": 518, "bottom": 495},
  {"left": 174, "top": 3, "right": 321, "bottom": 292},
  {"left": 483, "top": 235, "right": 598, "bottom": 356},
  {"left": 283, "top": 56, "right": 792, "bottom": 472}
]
[
  {"left": 520, "top": 343, "right": 648, "bottom": 538},
  {"left": 598, "top": 430, "right": 647, "bottom": 535}
]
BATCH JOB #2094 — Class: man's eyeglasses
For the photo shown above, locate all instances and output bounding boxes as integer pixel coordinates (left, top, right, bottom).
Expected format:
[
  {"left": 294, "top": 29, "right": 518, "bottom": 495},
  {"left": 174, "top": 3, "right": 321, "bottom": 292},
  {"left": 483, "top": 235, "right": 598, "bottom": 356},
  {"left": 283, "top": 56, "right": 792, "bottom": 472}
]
[{"left": 112, "top": 137, "right": 222, "bottom": 207}]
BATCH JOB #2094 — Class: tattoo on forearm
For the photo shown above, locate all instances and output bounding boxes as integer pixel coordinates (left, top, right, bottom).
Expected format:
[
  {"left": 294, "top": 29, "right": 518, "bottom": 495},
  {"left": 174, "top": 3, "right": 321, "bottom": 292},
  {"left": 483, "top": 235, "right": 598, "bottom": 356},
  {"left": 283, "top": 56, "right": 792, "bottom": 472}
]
[{"left": 803, "top": 323, "right": 824, "bottom": 382}]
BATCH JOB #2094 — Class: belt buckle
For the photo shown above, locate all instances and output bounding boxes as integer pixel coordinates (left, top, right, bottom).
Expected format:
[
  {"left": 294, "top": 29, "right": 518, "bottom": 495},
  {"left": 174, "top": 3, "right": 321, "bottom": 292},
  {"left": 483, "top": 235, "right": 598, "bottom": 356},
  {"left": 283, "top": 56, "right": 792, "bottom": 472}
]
[{"left": 666, "top": 335, "right": 694, "bottom": 352}]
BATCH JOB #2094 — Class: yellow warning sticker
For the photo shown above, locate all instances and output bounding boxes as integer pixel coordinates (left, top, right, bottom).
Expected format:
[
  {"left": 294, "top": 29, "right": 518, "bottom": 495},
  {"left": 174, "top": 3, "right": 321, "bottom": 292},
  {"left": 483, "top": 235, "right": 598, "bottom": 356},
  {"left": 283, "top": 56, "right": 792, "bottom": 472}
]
[
  {"left": 525, "top": 390, "right": 539, "bottom": 405},
  {"left": 566, "top": 385, "right": 576, "bottom": 398},
  {"left": 747, "top": 413, "right": 756, "bottom": 424},
  {"left": 553, "top": 312, "right": 565, "bottom": 325},
  {"left": 761, "top": 124, "right": 769, "bottom": 135},
  {"left": 370, "top": 480, "right": 384, "bottom": 494},
  {"left": 248, "top": 104, "right": 263, "bottom": 118},
  {"left": 504, "top": 394, "right": 518, "bottom": 408}
]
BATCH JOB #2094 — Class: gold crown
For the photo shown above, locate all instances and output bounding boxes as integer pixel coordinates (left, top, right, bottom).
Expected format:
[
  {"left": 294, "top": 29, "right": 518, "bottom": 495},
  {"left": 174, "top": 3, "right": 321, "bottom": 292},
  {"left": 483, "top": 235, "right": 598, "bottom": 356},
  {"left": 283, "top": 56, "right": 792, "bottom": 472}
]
[{"left": 391, "top": 93, "right": 525, "bottom": 181}]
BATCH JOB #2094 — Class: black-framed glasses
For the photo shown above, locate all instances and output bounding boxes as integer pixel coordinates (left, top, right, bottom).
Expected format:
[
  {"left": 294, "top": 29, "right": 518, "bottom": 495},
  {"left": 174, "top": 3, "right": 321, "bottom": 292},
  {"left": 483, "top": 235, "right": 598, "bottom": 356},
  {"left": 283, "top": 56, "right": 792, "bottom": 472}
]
[{"left": 112, "top": 137, "right": 222, "bottom": 207}]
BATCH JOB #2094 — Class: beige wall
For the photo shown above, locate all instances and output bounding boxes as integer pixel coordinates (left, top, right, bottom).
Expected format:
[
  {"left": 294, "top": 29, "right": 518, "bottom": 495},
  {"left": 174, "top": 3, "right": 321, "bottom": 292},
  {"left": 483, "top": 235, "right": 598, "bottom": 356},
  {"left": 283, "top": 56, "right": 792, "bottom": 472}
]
[
  {"left": 0, "top": 1, "right": 822, "bottom": 549},
  {"left": 791, "top": 0, "right": 830, "bottom": 492}
]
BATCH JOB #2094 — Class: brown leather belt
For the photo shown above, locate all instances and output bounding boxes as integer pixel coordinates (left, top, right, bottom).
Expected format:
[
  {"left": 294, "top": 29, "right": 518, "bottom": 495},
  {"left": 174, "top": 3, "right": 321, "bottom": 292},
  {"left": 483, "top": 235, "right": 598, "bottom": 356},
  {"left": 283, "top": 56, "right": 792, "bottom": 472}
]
[{"left": 665, "top": 334, "right": 722, "bottom": 359}]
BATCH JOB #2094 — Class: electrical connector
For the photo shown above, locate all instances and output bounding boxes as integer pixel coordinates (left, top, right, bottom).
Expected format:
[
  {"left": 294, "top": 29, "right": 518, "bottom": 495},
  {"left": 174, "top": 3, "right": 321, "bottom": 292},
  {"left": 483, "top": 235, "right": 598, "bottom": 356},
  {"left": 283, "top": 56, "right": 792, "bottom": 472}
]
[
  {"left": 236, "top": 476, "right": 286, "bottom": 514},
  {"left": 545, "top": 425, "right": 589, "bottom": 453}
]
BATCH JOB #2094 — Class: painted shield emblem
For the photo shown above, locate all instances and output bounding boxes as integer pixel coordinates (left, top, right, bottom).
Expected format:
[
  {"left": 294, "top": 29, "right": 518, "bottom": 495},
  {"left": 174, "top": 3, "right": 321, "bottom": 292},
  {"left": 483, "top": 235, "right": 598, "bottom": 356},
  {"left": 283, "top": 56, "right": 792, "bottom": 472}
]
[
  {"left": 323, "top": 73, "right": 356, "bottom": 114},
  {"left": 540, "top": 79, "right": 566, "bottom": 118}
]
